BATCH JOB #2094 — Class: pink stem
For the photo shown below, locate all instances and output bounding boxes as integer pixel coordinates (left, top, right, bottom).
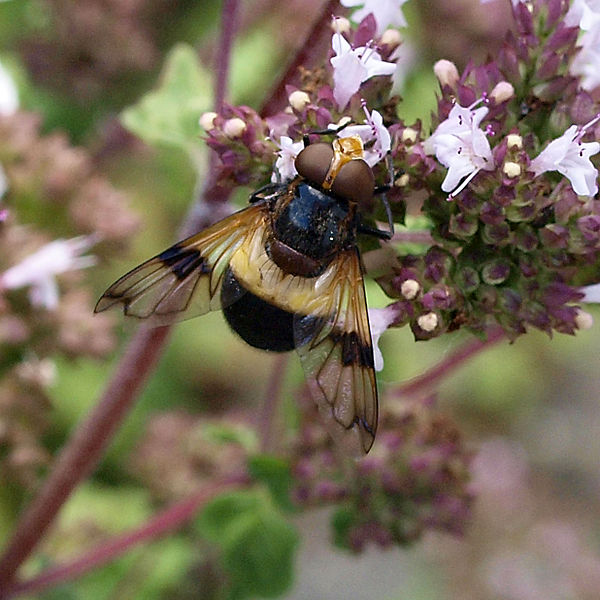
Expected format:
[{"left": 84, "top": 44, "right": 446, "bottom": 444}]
[
  {"left": 0, "top": 2, "right": 244, "bottom": 593},
  {"left": 0, "top": 326, "right": 171, "bottom": 594},
  {"left": 393, "top": 327, "right": 506, "bottom": 398},
  {"left": 5, "top": 472, "right": 250, "bottom": 599},
  {"left": 260, "top": 0, "right": 346, "bottom": 117},
  {"left": 258, "top": 354, "right": 289, "bottom": 453}
]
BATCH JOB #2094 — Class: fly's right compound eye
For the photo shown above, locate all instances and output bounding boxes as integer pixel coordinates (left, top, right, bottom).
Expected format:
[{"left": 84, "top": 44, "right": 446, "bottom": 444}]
[{"left": 330, "top": 159, "right": 375, "bottom": 205}]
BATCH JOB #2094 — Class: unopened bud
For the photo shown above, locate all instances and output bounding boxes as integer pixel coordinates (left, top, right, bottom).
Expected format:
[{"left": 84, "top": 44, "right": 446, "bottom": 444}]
[
  {"left": 199, "top": 111, "right": 218, "bottom": 130},
  {"left": 417, "top": 312, "right": 438, "bottom": 332},
  {"left": 491, "top": 81, "right": 514, "bottom": 104},
  {"left": 575, "top": 309, "right": 594, "bottom": 330},
  {"left": 433, "top": 59, "right": 459, "bottom": 88},
  {"left": 395, "top": 173, "right": 409, "bottom": 187},
  {"left": 503, "top": 161, "right": 521, "bottom": 178},
  {"left": 506, "top": 134, "right": 523, "bottom": 149},
  {"left": 380, "top": 29, "right": 402, "bottom": 48},
  {"left": 401, "top": 279, "right": 420, "bottom": 300},
  {"left": 223, "top": 117, "right": 246, "bottom": 138},
  {"left": 331, "top": 16, "right": 351, "bottom": 34},
  {"left": 402, "top": 127, "right": 418, "bottom": 144},
  {"left": 288, "top": 90, "right": 310, "bottom": 111}
]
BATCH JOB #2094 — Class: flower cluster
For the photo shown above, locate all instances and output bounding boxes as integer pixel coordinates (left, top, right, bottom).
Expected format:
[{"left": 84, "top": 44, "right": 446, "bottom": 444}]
[
  {"left": 382, "top": 0, "right": 600, "bottom": 340},
  {"left": 128, "top": 411, "right": 253, "bottom": 502},
  {"left": 0, "top": 108, "right": 138, "bottom": 490},
  {"left": 202, "top": 0, "right": 600, "bottom": 345},
  {"left": 202, "top": 14, "right": 401, "bottom": 197},
  {"left": 17, "top": 0, "right": 179, "bottom": 102},
  {"left": 290, "top": 390, "right": 473, "bottom": 552}
]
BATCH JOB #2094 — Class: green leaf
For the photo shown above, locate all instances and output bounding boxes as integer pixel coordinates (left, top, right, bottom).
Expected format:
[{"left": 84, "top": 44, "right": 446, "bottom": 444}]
[
  {"left": 203, "top": 422, "right": 258, "bottom": 452},
  {"left": 196, "top": 490, "right": 262, "bottom": 543},
  {"left": 121, "top": 43, "right": 211, "bottom": 151},
  {"left": 247, "top": 455, "right": 295, "bottom": 513},
  {"left": 196, "top": 490, "right": 299, "bottom": 599},
  {"left": 331, "top": 507, "right": 354, "bottom": 550},
  {"left": 222, "top": 509, "right": 298, "bottom": 598}
]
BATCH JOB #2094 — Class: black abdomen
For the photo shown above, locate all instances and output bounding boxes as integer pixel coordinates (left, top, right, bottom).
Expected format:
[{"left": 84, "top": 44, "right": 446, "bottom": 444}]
[{"left": 221, "top": 268, "right": 295, "bottom": 352}]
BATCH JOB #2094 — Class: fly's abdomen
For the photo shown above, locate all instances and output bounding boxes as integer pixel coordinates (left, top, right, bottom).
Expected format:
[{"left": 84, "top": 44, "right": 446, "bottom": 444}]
[{"left": 221, "top": 267, "right": 296, "bottom": 352}]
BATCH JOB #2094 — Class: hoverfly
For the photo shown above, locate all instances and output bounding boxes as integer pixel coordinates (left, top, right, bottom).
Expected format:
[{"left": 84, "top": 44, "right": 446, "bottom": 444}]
[{"left": 95, "top": 134, "right": 393, "bottom": 454}]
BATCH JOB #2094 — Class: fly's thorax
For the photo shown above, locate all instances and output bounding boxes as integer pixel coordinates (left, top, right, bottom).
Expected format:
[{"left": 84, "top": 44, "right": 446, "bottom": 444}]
[{"left": 269, "top": 181, "right": 357, "bottom": 276}]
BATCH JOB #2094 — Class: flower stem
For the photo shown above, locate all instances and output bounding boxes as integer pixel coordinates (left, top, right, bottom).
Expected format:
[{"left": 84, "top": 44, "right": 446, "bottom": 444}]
[
  {"left": 259, "top": 0, "right": 346, "bottom": 117},
  {"left": 258, "top": 354, "right": 288, "bottom": 453},
  {"left": 214, "top": 0, "right": 238, "bottom": 113},
  {"left": 391, "top": 230, "right": 434, "bottom": 244},
  {"left": 4, "top": 471, "right": 250, "bottom": 599},
  {"left": 0, "top": 325, "right": 172, "bottom": 594},
  {"left": 392, "top": 326, "right": 506, "bottom": 398},
  {"left": 0, "top": 2, "right": 244, "bottom": 593}
]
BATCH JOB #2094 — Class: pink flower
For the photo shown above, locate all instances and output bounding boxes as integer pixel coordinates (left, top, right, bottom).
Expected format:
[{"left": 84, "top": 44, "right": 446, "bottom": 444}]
[
  {"left": 271, "top": 136, "right": 305, "bottom": 182},
  {"left": 368, "top": 305, "right": 398, "bottom": 371},
  {"left": 330, "top": 33, "right": 396, "bottom": 110},
  {"left": 424, "top": 101, "right": 494, "bottom": 198},
  {"left": 0, "top": 59, "right": 17, "bottom": 116},
  {"left": 337, "top": 106, "right": 391, "bottom": 166},
  {"left": 0, "top": 235, "right": 98, "bottom": 309},
  {"left": 340, "top": 0, "right": 409, "bottom": 36},
  {"left": 530, "top": 118, "right": 600, "bottom": 197}
]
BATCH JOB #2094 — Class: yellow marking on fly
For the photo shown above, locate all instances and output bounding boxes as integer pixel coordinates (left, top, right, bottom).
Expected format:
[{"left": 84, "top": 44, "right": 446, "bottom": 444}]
[
  {"left": 228, "top": 228, "right": 342, "bottom": 318},
  {"left": 321, "top": 135, "right": 366, "bottom": 190}
]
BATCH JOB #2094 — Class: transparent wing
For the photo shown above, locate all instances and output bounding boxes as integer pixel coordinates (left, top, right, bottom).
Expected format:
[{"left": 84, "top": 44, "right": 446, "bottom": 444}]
[
  {"left": 95, "top": 203, "right": 267, "bottom": 324},
  {"left": 293, "top": 249, "right": 378, "bottom": 455}
]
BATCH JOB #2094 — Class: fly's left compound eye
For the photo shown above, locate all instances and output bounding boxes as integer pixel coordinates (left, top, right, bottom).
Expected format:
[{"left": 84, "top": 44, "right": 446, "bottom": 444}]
[
  {"left": 331, "top": 159, "right": 375, "bottom": 205},
  {"left": 295, "top": 143, "right": 334, "bottom": 187}
]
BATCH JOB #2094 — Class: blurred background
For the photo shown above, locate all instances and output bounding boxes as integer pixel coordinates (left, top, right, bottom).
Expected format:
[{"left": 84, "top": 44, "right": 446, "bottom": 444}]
[{"left": 1, "top": 0, "right": 600, "bottom": 598}]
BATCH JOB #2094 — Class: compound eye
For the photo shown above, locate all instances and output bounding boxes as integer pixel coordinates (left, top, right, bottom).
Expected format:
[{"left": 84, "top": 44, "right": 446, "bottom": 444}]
[
  {"left": 331, "top": 159, "right": 374, "bottom": 204},
  {"left": 295, "top": 143, "right": 334, "bottom": 186}
]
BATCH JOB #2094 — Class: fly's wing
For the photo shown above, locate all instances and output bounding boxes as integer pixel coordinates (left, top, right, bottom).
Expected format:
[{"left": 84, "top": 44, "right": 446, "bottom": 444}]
[
  {"left": 293, "top": 248, "right": 378, "bottom": 455},
  {"left": 95, "top": 203, "right": 267, "bottom": 324}
]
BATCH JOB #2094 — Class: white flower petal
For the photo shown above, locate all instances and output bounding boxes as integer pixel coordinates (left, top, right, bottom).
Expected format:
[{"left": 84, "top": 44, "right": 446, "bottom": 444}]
[
  {"left": 0, "top": 235, "right": 98, "bottom": 310},
  {"left": 0, "top": 59, "right": 18, "bottom": 116},
  {"left": 368, "top": 306, "right": 397, "bottom": 371},
  {"left": 338, "top": 108, "right": 391, "bottom": 166},
  {"left": 531, "top": 125, "right": 600, "bottom": 197},
  {"left": 272, "top": 136, "right": 305, "bottom": 182},
  {"left": 581, "top": 282, "right": 600, "bottom": 303},
  {"left": 426, "top": 101, "right": 494, "bottom": 197},
  {"left": 341, "top": 0, "right": 409, "bottom": 35},
  {"left": 330, "top": 33, "right": 396, "bottom": 110}
]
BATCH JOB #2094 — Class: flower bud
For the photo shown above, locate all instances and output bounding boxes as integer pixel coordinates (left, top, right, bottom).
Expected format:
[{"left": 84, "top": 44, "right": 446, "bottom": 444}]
[
  {"left": 395, "top": 173, "right": 409, "bottom": 187},
  {"left": 433, "top": 59, "right": 459, "bottom": 88},
  {"left": 417, "top": 312, "right": 438, "bottom": 332},
  {"left": 490, "top": 81, "right": 514, "bottom": 104},
  {"left": 503, "top": 161, "right": 521, "bottom": 178},
  {"left": 331, "top": 16, "right": 351, "bottom": 33},
  {"left": 223, "top": 117, "right": 247, "bottom": 138},
  {"left": 288, "top": 90, "right": 311, "bottom": 111},
  {"left": 380, "top": 29, "right": 402, "bottom": 48},
  {"left": 506, "top": 134, "right": 523, "bottom": 149},
  {"left": 482, "top": 259, "right": 510, "bottom": 285},
  {"left": 199, "top": 111, "right": 218, "bottom": 130},
  {"left": 401, "top": 279, "right": 420, "bottom": 300},
  {"left": 402, "top": 127, "right": 418, "bottom": 144},
  {"left": 575, "top": 309, "right": 594, "bottom": 330}
]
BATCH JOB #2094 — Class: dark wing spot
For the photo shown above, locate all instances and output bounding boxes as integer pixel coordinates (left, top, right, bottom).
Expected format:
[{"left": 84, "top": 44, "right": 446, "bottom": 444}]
[
  {"left": 338, "top": 330, "right": 374, "bottom": 368},
  {"left": 158, "top": 245, "right": 208, "bottom": 280},
  {"left": 295, "top": 316, "right": 374, "bottom": 369}
]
